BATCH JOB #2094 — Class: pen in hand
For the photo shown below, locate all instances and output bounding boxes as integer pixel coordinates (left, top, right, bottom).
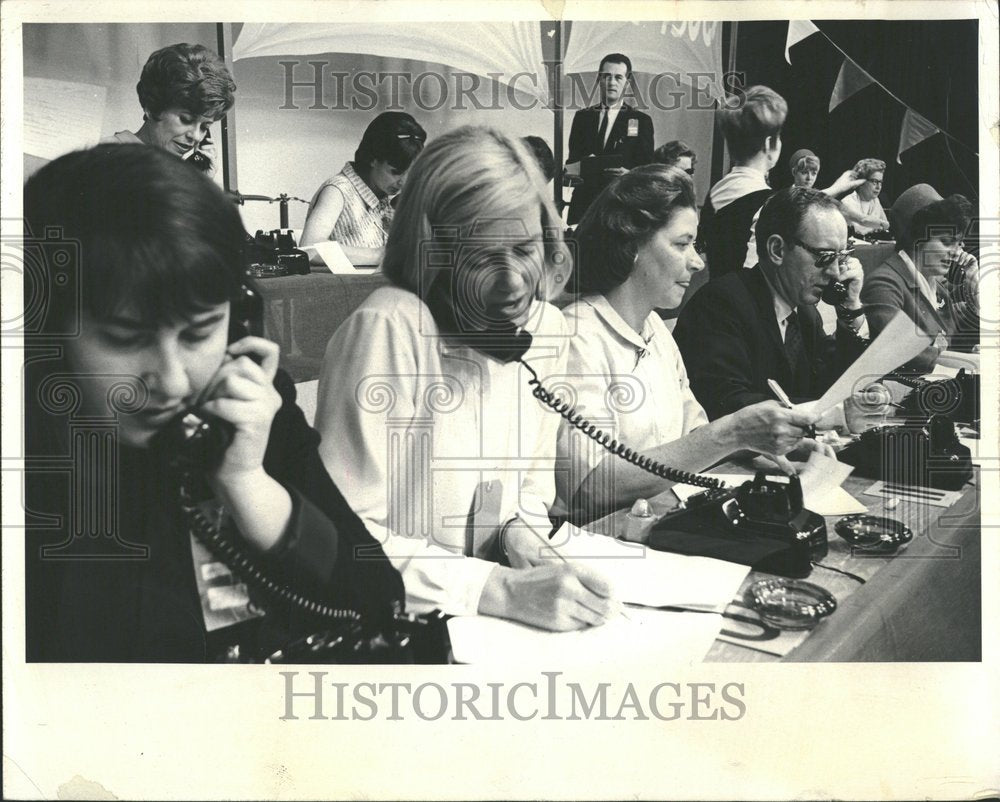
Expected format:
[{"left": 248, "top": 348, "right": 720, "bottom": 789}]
[
  {"left": 519, "top": 518, "right": 630, "bottom": 623},
  {"left": 767, "top": 378, "right": 817, "bottom": 439}
]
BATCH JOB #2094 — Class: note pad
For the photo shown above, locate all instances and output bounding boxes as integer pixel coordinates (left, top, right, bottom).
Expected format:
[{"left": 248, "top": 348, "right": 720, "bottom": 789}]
[
  {"left": 547, "top": 523, "right": 749, "bottom": 612},
  {"left": 448, "top": 607, "right": 724, "bottom": 666},
  {"left": 302, "top": 240, "right": 378, "bottom": 274}
]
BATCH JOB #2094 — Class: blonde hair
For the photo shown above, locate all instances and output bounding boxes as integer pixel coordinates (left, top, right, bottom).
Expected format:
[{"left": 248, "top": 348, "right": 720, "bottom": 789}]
[{"left": 382, "top": 126, "right": 569, "bottom": 301}]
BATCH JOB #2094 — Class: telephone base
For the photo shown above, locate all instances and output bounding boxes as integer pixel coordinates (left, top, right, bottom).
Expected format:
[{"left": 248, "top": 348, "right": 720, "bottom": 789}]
[{"left": 647, "top": 474, "right": 827, "bottom": 579}]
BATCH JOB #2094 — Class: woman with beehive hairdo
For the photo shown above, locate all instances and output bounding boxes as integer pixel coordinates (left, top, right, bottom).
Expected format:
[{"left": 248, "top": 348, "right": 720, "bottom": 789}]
[
  {"left": 315, "top": 126, "right": 620, "bottom": 631},
  {"left": 699, "top": 86, "right": 864, "bottom": 279},
  {"left": 103, "top": 42, "right": 236, "bottom": 175}
]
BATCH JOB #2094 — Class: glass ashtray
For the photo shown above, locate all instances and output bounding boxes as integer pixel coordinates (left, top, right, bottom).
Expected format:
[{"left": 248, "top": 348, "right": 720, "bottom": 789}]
[
  {"left": 835, "top": 514, "right": 913, "bottom": 555},
  {"left": 744, "top": 578, "right": 837, "bottom": 630}
]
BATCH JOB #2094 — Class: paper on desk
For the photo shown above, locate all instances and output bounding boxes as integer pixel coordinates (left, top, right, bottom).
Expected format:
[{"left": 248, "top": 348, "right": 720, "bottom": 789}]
[
  {"left": 547, "top": 523, "right": 749, "bottom": 611},
  {"left": 796, "top": 451, "right": 867, "bottom": 515},
  {"left": 447, "top": 607, "right": 723, "bottom": 666},
  {"left": 24, "top": 77, "right": 107, "bottom": 161},
  {"left": 302, "top": 240, "right": 377, "bottom": 274},
  {"left": 811, "top": 311, "right": 933, "bottom": 416},
  {"left": 936, "top": 350, "right": 978, "bottom": 373},
  {"left": 671, "top": 467, "right": 865, "bottom": 517}
]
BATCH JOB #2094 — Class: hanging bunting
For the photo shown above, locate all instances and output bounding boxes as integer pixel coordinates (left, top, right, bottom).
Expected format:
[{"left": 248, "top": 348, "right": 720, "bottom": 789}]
[
  {"left": 897, "top": 108, "right": 941, "bottom": 163},
  {"left": 785, "top": 20, "right": 819, "bottom": 64},
  {"left": 829, "top": 59, "right": 876, "bottom": 111}
]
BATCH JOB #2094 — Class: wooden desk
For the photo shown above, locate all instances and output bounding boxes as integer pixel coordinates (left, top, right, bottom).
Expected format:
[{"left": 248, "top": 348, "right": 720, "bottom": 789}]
[
  {"left": 588, "top": 462, "right": 980, "bottom": 662},
  {"left": 255, "top": 272, "right": 388, "bottom": 382}
]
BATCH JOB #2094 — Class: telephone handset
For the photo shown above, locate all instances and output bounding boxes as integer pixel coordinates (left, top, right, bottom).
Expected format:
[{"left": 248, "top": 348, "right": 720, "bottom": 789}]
[
  {"left": 144, "top": 283, "right": 436, "bottom": 661},
  {"left": 820, "top": 279, "right": 849, "bottom": 306}
]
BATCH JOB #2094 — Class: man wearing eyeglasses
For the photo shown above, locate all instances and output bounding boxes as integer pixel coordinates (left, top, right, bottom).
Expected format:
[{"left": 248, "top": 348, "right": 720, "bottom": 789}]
[{"left": 674, "top": 187, "right": 888, "bottom": 434}]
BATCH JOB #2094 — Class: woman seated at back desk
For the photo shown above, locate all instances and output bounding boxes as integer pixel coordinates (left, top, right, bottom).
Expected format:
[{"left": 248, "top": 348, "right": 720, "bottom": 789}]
[
  {"left": 861, "top": 184, "right": 979, "bottom": 374},
  {"left": 557, "top": 165, "right": 830, "bottom": 523},
  {"left": 301, "top": 111, "right": 427, "bottom": 267}
]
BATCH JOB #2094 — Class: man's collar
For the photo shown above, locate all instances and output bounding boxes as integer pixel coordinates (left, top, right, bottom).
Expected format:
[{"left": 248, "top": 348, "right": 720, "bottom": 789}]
[{"left": 759, "top": 263, "right": 795, "bottom": 323}]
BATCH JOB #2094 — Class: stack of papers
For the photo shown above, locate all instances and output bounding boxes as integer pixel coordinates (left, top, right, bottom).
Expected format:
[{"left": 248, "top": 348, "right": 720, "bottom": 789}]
[{"left": 447, "top": 525, "right": 751, "bottom": 665}]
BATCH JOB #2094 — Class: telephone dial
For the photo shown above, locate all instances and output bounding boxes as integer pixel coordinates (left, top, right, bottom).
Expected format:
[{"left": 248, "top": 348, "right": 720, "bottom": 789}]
[{"left": 893, "top": 368, "right": 979, "bottom": 428}]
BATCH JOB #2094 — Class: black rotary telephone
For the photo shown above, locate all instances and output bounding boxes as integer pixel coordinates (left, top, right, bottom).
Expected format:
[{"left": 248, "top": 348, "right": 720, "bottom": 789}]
[
  {"left": 893, "top": 368, "right": 979, "bottom": 428},
  {"left": 837, "top": 414, "right": 972, "bottom": 491},
  {"left": 423, "top": 273, "right": 825, "bottom": 574},
  {"left": 148, "top": 283, "right": 449, "bottom": 663}
]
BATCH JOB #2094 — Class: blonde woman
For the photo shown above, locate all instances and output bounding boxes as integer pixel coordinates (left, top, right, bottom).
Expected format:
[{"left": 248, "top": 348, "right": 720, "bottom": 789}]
[{"left": 315, "top": 127, "right": 616, "bottom": 631}]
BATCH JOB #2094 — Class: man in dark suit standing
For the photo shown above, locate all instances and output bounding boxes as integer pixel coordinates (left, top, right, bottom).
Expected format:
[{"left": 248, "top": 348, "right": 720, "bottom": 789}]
[
  {"left": 565, "top": 53, "right": 654, "bottom": 225},
  {"left": 674, "top": 187, "right": 888, "bottom": 433}
]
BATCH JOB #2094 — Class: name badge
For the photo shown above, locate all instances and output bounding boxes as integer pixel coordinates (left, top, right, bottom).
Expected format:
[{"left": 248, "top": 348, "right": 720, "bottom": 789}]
[{"left": 627, "top": 118, "right": 639, "bottom": 137}]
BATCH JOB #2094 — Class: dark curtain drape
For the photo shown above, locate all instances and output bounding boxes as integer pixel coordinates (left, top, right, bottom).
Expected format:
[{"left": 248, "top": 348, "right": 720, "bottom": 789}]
[{"left": 733, "top": 20, "right": 979, "bottom": 205}]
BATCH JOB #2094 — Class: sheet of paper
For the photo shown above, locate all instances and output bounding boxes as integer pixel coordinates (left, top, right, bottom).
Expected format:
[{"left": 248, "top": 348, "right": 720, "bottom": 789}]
[
  {"left": 23, "top": 77, "right": 107, "bottom": 161},
  {"left": 811, "top": 311, "right": 933, "bottom": 416},
  {"left": 936, "top": 350, "right": 978, "bottom": 373},
  {"left": 671, "top": 469, "right": 866, "bottom": 517},
  {"left": 447, "top": 607, "right": 724, "bottom": 666},
  {"left": 796, "top": 451, "right": 867, "bottom": 515},
  {"left": 302, "top": 240, "right": 378, "bottom": 274},
  {"left": 923, "top": 364, "right": 959, "bottom": 381},
  {"left": 546, "top": 523, "right": 750, "bottom": 611}
]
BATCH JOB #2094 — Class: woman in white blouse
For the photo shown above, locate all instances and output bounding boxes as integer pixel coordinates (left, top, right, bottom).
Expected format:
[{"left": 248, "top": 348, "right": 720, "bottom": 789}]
[
  {"left": 840, "top": 158, "right": 890, "bottom": 235},
  {"left": 315, "top": 126, "right": 617, "bottom": 631},
  {"left": 559, "top": 165, "right": 828, "bottom": 523}
]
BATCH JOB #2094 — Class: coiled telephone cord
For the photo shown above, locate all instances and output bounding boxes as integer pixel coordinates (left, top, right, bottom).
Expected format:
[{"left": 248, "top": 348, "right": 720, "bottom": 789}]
[{"left": 519, "top": 360, "right": 725, "bottom": 490}]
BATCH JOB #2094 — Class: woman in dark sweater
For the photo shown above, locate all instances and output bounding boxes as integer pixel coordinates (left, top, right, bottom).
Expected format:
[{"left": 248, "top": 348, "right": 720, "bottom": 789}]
[{"left": 23, "top": 144, "right": 403, "bottom": 662}]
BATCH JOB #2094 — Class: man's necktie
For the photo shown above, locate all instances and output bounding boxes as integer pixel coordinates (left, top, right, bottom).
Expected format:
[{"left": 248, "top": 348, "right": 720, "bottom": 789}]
[
  {"left": 784, "top": 311, "right": 808, "bottom": 395},
  {"left": 596, "top": 108, "right": 609, "bottom": 153}
]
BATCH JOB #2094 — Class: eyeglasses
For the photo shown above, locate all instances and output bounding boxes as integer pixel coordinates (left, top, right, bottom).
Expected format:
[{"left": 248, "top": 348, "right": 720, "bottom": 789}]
[
  {"left": 789, "top": 237, "right": 855, "bottom": 268},
  {"left": 867, "top": 179, "right": 883, "bottom": 187}
]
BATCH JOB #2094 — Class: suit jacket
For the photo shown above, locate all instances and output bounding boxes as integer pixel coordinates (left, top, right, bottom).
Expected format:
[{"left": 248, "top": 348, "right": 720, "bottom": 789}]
[
  {"left": 566, "top": 103, "right": 654, "bottom": 224},
  {"left": 861, "top": 252, "right": 977, "bottom": 374},
  {"left": 673, "top": 267, "right": 868, "bottom": 420},
  {"left": 25, "top": 368, "right": 405, "bottom": 662}
]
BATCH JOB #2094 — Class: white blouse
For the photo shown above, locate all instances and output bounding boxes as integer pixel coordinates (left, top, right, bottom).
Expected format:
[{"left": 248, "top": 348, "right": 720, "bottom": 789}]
[
  {"left": 841, "top": 191, "right": 889, "bottom": 235},
  {"left": 314, "top": 286, "right": 568, "bottom": 616},
  {"left": 555, "top": 295, "right": 708, "bottom": 514}
]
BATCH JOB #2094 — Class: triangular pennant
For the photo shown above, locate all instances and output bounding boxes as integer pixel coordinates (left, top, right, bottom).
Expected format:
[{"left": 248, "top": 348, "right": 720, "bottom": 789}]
[
  {"left": 785, "top": 20, "right": 820, "bottom": 64},
  {"left": 829, "top": 59, "right": 877, "bottom": 111},
  {"left": 897, "top": 109, "right": 941, "bottom": 163}
]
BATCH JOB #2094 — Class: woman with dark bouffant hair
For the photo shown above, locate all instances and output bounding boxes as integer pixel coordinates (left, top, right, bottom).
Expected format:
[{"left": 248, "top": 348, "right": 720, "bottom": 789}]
[
  {"left": 862, "top": 184, "right": 979, "bottom": 373},
  {"left": 105, "top": 42, "right": 236, "bottom": 174},
  {"left": 301, "top": 111, "right": 427, "bottom": 266},
  {"left": 558, "top": 164, "right": 828, "bottom": 522},
  {"left": 23, "top": 144, "right": 402, "bottom": 662}
]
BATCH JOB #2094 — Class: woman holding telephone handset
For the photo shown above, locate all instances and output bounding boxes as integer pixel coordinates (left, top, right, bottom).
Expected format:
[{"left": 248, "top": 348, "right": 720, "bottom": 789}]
[
  {"left": 104, "top": 42, "right": 234, "bottom": 174},
  {"left": 314, "top": 127, "right": 619, "bottom": 632},
  {"left": 24, "top": 145, "right": 403, "bottom": 662}
]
